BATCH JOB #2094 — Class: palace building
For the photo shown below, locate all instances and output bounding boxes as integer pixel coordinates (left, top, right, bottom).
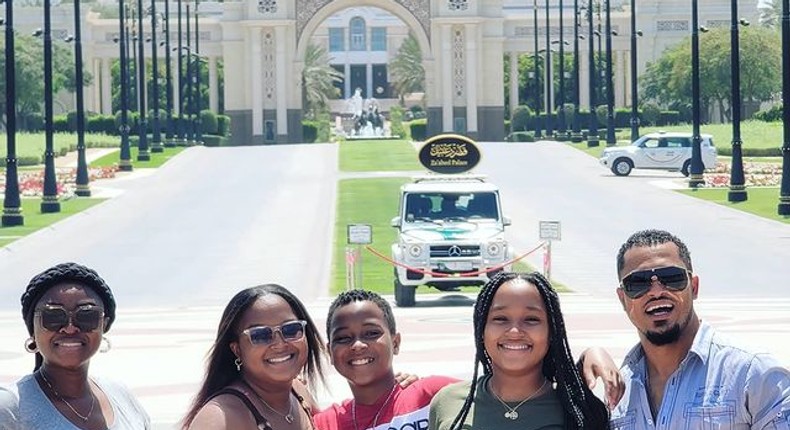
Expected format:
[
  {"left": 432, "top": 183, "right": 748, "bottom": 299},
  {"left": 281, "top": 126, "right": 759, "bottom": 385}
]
[{"left": 8, "top": 0, "right": 762, "bottom": 144}]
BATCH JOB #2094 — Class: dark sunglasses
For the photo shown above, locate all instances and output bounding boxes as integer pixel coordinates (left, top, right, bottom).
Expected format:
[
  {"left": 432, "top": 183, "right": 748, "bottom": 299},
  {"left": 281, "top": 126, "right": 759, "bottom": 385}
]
[
  {"left": 620, "top": 266, "right": 691, "bottom": 299},
  {"left": 242, "top": 320, "right": 307, "bottom": 346},
  {"left": 35, "top": 305, "right": 105, "bottom": 332}
]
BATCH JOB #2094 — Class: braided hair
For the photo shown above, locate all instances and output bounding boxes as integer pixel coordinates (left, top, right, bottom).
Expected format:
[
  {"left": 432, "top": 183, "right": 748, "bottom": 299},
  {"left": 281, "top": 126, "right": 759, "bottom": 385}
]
[
  {"left": 20, "top": 262, "right": 116, "bottom": 371},
  {"left": 449, "top": 272, "right": 609, "bottom": 430},
  {"left": 326, "top": 289, "right": 397, "bottom": 338},
  {"left": 181, "top": 284, "right": 327, "bottom": 429}
]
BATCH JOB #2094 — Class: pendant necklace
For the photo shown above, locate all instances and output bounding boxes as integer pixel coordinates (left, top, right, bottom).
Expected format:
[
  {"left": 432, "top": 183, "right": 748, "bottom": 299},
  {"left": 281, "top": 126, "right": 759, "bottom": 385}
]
[
  {"left": 249, "top": 387, "right": 296, "bottom": 424},
  {"left": 39, "top": 369, "right": 96, "bottom": 422},
  {"left": 489, "top": 378, "right": 548, "bottom": 421},
  {"left": 352, "top": 384, "right": 398, "bottom": 430}
]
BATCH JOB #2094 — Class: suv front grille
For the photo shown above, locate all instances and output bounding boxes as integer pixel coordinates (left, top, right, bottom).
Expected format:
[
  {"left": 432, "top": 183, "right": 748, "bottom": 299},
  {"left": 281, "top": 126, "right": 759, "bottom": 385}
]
[{"left": 430, "top": 245, "right": 480, "bottom": 258}]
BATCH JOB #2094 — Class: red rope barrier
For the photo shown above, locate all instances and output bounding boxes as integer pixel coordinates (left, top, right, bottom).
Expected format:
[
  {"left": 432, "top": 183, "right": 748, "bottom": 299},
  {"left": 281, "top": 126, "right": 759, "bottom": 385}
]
[{"left": 364, "top": 242, "right": 546, "bottom": 278}]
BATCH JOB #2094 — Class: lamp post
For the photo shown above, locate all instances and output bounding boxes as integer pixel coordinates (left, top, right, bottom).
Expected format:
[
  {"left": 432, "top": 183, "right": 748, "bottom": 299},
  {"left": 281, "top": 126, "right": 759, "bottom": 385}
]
[
  {"left": 150, "top": 0, "right": 163, "bottom": 153},
  {"left": 136, "top": 0, "right": 150, "bottom": 161},
  {"left": 194, "top": 2, "right": 202, "bottom": 144},
  {"left": 629, "top": 0, "right": 640, "bottom": 141},
  {"left": 728, "top": 2, "right": 748, "bottom": 202},
  {"left": 586, "top": 0, "right": 599, "bottom": 147},
  {"left": 41, "top": 0, "right": 60, "bottom": 213},
  {"left": 177, "top": 0, "right": 185, "bottom": 144},
  {"left": 689, "top": 0, "right": 705, "bottom": 188},
  {"left": 545, "top": 0, "right": 554, "bottom": 137},
  {"left": 117, "top": 1, "right": 132, "bottom": 171},
  {"left": 69, "top": 0, "right": 91, "bottom": 197},
  {"left": 185, "top": 2, "right": 193, "bottom": 144},
  {"left": 604, "top": 0, "right": 615, "bottom": 145},
  {"left": 778, "top": 0, "right": 790, "bottom": 215},
  {"left": 2, "top": 0, "right": 23, "bottom": 226},
  {"left": 533, "top": 0, "right": 542, "bottom": 138},
  {"left": 163, "top": 0, "right": 175, "bottom": 147},
  {"left": 571, "top": 0, "right": 582, "bottom": 142},
  {"left": 557, "top": 0, "right": 567, "bottom": 140}
]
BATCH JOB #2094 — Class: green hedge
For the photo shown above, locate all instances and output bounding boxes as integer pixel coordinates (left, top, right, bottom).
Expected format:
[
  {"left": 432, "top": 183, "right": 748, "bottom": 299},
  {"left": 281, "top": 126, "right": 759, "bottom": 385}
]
[
  {"left": 202, "top": 134, "right": 229, "bottom": 147},
  {"left": 754, "top": 105, "right": 783, "bottom": 122},
  {"left": 409, "top": 119, "right": 427, "bottom": 141},
  {"left": 0, "top": 156, "right": 42, "bottom": 167},
  {"left": 302, "top": 122, "right": 318, "bottom": 143},
  {"left": 506, "top": 131, "right": 535, "bottom": 142},
  {"left": 200, "top": 110, "right": 219, "bottom": 135},
  {"left": 217, "top": 115, "right": 231, "bottom": 137},
  {"left": 717, "top": 146, "right": 782, "bottom": 157}
]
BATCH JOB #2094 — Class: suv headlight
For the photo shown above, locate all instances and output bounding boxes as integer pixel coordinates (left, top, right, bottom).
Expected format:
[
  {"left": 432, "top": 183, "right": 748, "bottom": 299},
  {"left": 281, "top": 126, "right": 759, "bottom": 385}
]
[
  {"left": 486, "top": 242, "right": 502, "bottom": 257},
  {"left": 407, "top": 244, "right": 424, "bottom": 258}
]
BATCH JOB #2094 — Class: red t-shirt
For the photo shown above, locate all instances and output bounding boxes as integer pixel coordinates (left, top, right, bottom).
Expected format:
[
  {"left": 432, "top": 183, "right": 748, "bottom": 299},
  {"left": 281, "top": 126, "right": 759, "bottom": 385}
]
[{"left": 314, "top": 375, "right": 458, "bottom": 430}]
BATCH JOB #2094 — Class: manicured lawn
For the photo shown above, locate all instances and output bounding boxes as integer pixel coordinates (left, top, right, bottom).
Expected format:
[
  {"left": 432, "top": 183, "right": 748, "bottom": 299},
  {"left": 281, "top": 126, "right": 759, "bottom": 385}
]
[
  {"left": 330, "top": 178, "right": 569, "bottom": 295},
  {"left": 573, "top": 121, "right": 784, "bottom": 159},
  {"left": 90, "top": 146, "right": 186, "bottom": 169},
  {"left": 332, "top": 177, "right": 407, "bottom": 294},
  {"left": 339, "top": 140, "right": 422, "bottom": 172},
  {"left": 677, "top": 187, "right": 790, "bottom": 224},
  {"left": 0, "top": 198, "right": 107, "bottom": 248},
  {"left": 0, "top": 133, "right": 119, "bottom": 164}
]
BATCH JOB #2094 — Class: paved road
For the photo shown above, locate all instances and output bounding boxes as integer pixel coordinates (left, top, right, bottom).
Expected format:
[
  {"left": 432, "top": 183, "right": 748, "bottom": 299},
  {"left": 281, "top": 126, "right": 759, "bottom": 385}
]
[
  {"left": 0, "top": 144, "right": 338, "bottom": 310},
  {"left": 479, "top": 141, "right": 790, "bottom": 298},
  {"left": 0, "top": 141, "right": 788, "bottom": 429}
]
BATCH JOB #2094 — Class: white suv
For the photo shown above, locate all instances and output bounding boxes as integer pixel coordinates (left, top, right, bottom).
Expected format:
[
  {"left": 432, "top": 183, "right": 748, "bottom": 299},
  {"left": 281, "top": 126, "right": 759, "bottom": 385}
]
[
  {"left": 599, "top": 132, "right": 717, "bottom": 177},
  {"left": 390, "top": 175, "right": 512, "bottom": 307}
]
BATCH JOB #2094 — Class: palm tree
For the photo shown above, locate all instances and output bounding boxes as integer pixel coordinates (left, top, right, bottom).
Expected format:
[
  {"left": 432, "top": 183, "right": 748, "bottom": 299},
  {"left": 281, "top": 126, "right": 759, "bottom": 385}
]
[
  {"left": 302, "top": 43, "right": 342, "bottom": 119},
  {"left": 390, "top": 33, "right": 425, "bottom": 105},
  {"left": 759, "top": 0, "right": 780, "bottom": 28}
]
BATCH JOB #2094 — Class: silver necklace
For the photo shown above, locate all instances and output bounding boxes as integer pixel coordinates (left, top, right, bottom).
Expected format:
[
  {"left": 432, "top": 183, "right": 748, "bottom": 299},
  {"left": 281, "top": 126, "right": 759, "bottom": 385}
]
[
  {"left": 489, "top": 378, "right": 548, "bottom": 420},
  {"left": 255, "top": 392, "right": 296, "bottom": 424},
  {"left": 352, "top": 384, "right": 398, "bottom": 430},
  {"left": 39, "top": 369, "right": 96, "bottom": 422}
]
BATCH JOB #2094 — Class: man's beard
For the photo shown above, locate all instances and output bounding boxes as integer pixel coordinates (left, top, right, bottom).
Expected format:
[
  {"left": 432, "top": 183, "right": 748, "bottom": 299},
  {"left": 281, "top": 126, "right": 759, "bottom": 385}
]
[{"left": 644, "top": 323, "right": 682, "bottom": 346}]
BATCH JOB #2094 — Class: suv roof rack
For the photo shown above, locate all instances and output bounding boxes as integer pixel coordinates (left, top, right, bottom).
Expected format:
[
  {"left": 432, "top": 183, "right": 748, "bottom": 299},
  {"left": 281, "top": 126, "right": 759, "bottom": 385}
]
[{"left": 412, "top": 174, "right": 487, "bottom": 183}]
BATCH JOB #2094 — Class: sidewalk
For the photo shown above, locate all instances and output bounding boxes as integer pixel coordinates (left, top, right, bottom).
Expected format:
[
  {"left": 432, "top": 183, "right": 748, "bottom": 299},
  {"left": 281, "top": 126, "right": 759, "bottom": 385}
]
[{"left": 53, "top": 148, "right": 119, "bottom": 168}]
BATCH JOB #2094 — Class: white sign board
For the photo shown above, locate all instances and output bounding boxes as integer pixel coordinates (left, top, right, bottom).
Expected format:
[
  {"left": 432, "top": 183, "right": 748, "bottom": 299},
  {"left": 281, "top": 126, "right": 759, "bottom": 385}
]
[
  {"left": 539, "top": 221, "right": 561, "bottom": 241},
  {"left": 347, "top": 224, "right": 373, "bottom": 245}
]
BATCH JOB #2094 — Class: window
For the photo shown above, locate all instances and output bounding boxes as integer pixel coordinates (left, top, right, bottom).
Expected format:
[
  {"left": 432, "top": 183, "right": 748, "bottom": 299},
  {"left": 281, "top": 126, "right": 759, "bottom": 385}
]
[
  {"left": 329, "top": 28, "right": 345, "bottom": 52},
  {"left": 371, "top": 27, "right": 387, "bottom": 51},
  {"left": 350, "top": 17, "right": 366, "bottom": 51}
]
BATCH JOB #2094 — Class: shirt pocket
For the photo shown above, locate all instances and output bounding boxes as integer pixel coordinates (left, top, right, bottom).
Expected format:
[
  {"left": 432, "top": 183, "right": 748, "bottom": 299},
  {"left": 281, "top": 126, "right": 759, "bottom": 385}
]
[
  {"left": 610, "top": 411, "right": 636, "bottom": 430},
  {"left": 766, "top": 410, "right": 790, "bottom": 430},
  {"left": 683, "top": 404, "right": 735, "bottom": 430}
]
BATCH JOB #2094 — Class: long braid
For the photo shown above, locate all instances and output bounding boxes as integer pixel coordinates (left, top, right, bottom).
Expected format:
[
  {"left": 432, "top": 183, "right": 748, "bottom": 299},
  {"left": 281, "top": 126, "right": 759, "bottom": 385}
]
[
  {"left": 448, "top": 272, "right": 514, "bottom": 430},
  {"left": 448, "top": 272, "right": 608, "bottom": 430}
]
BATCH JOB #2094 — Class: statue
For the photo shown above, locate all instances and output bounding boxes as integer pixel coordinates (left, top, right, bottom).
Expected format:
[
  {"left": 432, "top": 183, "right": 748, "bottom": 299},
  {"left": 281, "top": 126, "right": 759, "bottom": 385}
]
[{"left": 343, "top": 88, "right": 389, "bottom": 138}]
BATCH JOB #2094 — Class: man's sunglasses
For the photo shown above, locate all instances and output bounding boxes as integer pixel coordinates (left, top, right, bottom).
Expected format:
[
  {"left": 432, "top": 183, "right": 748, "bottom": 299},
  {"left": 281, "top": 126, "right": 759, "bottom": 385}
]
[
  {"left": 35, "top": 305, "right": 105, "bottom": 332},
  {"left": 620, "top": 266, "right": 691, "bottom": 299},
  {"left": 242, "top": 320, "right": 307, "bottom": 346}
]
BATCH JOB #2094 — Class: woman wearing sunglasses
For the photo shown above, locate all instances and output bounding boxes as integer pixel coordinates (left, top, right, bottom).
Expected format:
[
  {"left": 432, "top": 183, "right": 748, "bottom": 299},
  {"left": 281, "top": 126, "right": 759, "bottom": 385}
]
[
  {"left": 0, "top": 262, "right": 150, "bottom": 429},
  {"left": 182, "top": 284, "right": 326, "bottom": 430},
  {"left": 429, "top": 271, "right": 610, "bottom": 430}
]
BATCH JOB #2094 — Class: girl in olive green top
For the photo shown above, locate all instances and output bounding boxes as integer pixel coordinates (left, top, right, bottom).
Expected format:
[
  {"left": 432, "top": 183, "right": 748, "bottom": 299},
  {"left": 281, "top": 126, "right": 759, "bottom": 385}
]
[{"left": 428, "top": 272, "right": 609, "bottom": 430}]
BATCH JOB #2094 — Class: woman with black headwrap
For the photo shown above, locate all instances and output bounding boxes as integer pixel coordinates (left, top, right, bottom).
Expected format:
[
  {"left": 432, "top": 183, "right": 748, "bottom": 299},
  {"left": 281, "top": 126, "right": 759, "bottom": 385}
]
[{"left": 0, "top": 262, "right": 150, "bottom": 429}]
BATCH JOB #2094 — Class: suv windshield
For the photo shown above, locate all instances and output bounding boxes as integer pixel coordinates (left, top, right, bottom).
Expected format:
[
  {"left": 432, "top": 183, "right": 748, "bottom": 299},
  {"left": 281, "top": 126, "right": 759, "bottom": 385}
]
[{"left": 404, "top": 192, "right": 499, "bottom": 222}]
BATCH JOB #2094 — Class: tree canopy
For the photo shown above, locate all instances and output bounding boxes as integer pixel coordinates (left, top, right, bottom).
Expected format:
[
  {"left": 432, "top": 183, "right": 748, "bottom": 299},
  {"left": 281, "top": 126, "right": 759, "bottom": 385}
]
[
  {"left": 1, "top": 34, "right": 87, "bottom": 128},
  {"left": 389, "top": 33, "right": 424, "bottom": 103},
  {"left": 301, "top": 43, "right": 342, "bottom": 119},
  {"left": 640, "top": 26, "right": 780, "bottom": 122}
]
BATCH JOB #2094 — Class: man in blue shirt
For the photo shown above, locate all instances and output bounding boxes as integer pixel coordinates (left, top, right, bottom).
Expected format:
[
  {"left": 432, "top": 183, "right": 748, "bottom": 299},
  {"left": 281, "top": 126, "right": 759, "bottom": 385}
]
[{"left": 610, "top": 229, "right": 790, "bottom": 429}]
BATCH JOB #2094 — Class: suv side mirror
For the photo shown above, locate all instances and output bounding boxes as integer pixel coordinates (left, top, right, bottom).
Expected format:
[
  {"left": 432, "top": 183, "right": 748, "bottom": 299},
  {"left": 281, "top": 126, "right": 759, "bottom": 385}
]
[
  {"left": 391, "top": 216, "right": 401, "bottom": 228},
  {"left": 502, "top": 216, "right": 512, "bottom": 226}
]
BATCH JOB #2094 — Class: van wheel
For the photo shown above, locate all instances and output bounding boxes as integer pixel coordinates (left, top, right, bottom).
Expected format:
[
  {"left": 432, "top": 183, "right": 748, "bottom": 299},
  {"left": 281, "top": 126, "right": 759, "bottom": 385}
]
[
  {"left": 612, "top": 158, "right": 633, "bottom": 176},
  {"left": 394, "top": 278, "right": 416, "bottom": 307},
  {"left": 681, "top": 160, "right": 691, "bottom": 177}
]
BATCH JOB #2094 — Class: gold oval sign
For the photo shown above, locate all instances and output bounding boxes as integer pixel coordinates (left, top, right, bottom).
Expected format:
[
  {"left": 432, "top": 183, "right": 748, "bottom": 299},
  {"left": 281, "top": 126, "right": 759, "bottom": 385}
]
[{"left": 418, "top": 134, "right": 481, "bottom": 174}]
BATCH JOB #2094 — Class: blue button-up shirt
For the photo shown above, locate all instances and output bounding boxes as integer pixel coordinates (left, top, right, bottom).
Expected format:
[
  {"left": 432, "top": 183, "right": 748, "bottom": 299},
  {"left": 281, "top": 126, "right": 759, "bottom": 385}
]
[{"left": 610, "top": 321, "right": 790, "bottom": 429}]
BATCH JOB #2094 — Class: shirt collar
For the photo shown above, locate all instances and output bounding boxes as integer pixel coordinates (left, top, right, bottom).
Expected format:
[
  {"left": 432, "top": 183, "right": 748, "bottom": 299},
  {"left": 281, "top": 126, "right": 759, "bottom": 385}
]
[{"left": 621, "top": 319, "right": 712, "bottom": 375}]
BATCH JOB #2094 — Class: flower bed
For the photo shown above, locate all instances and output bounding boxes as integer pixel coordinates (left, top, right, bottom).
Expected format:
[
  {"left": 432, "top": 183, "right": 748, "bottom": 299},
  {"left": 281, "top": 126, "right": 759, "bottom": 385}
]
[
  {"left": 704, "top": 162, "right": 783, "bottom": 188},
  {"left": 0, "top": 166, "right": 118, "bottom": 197}
]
